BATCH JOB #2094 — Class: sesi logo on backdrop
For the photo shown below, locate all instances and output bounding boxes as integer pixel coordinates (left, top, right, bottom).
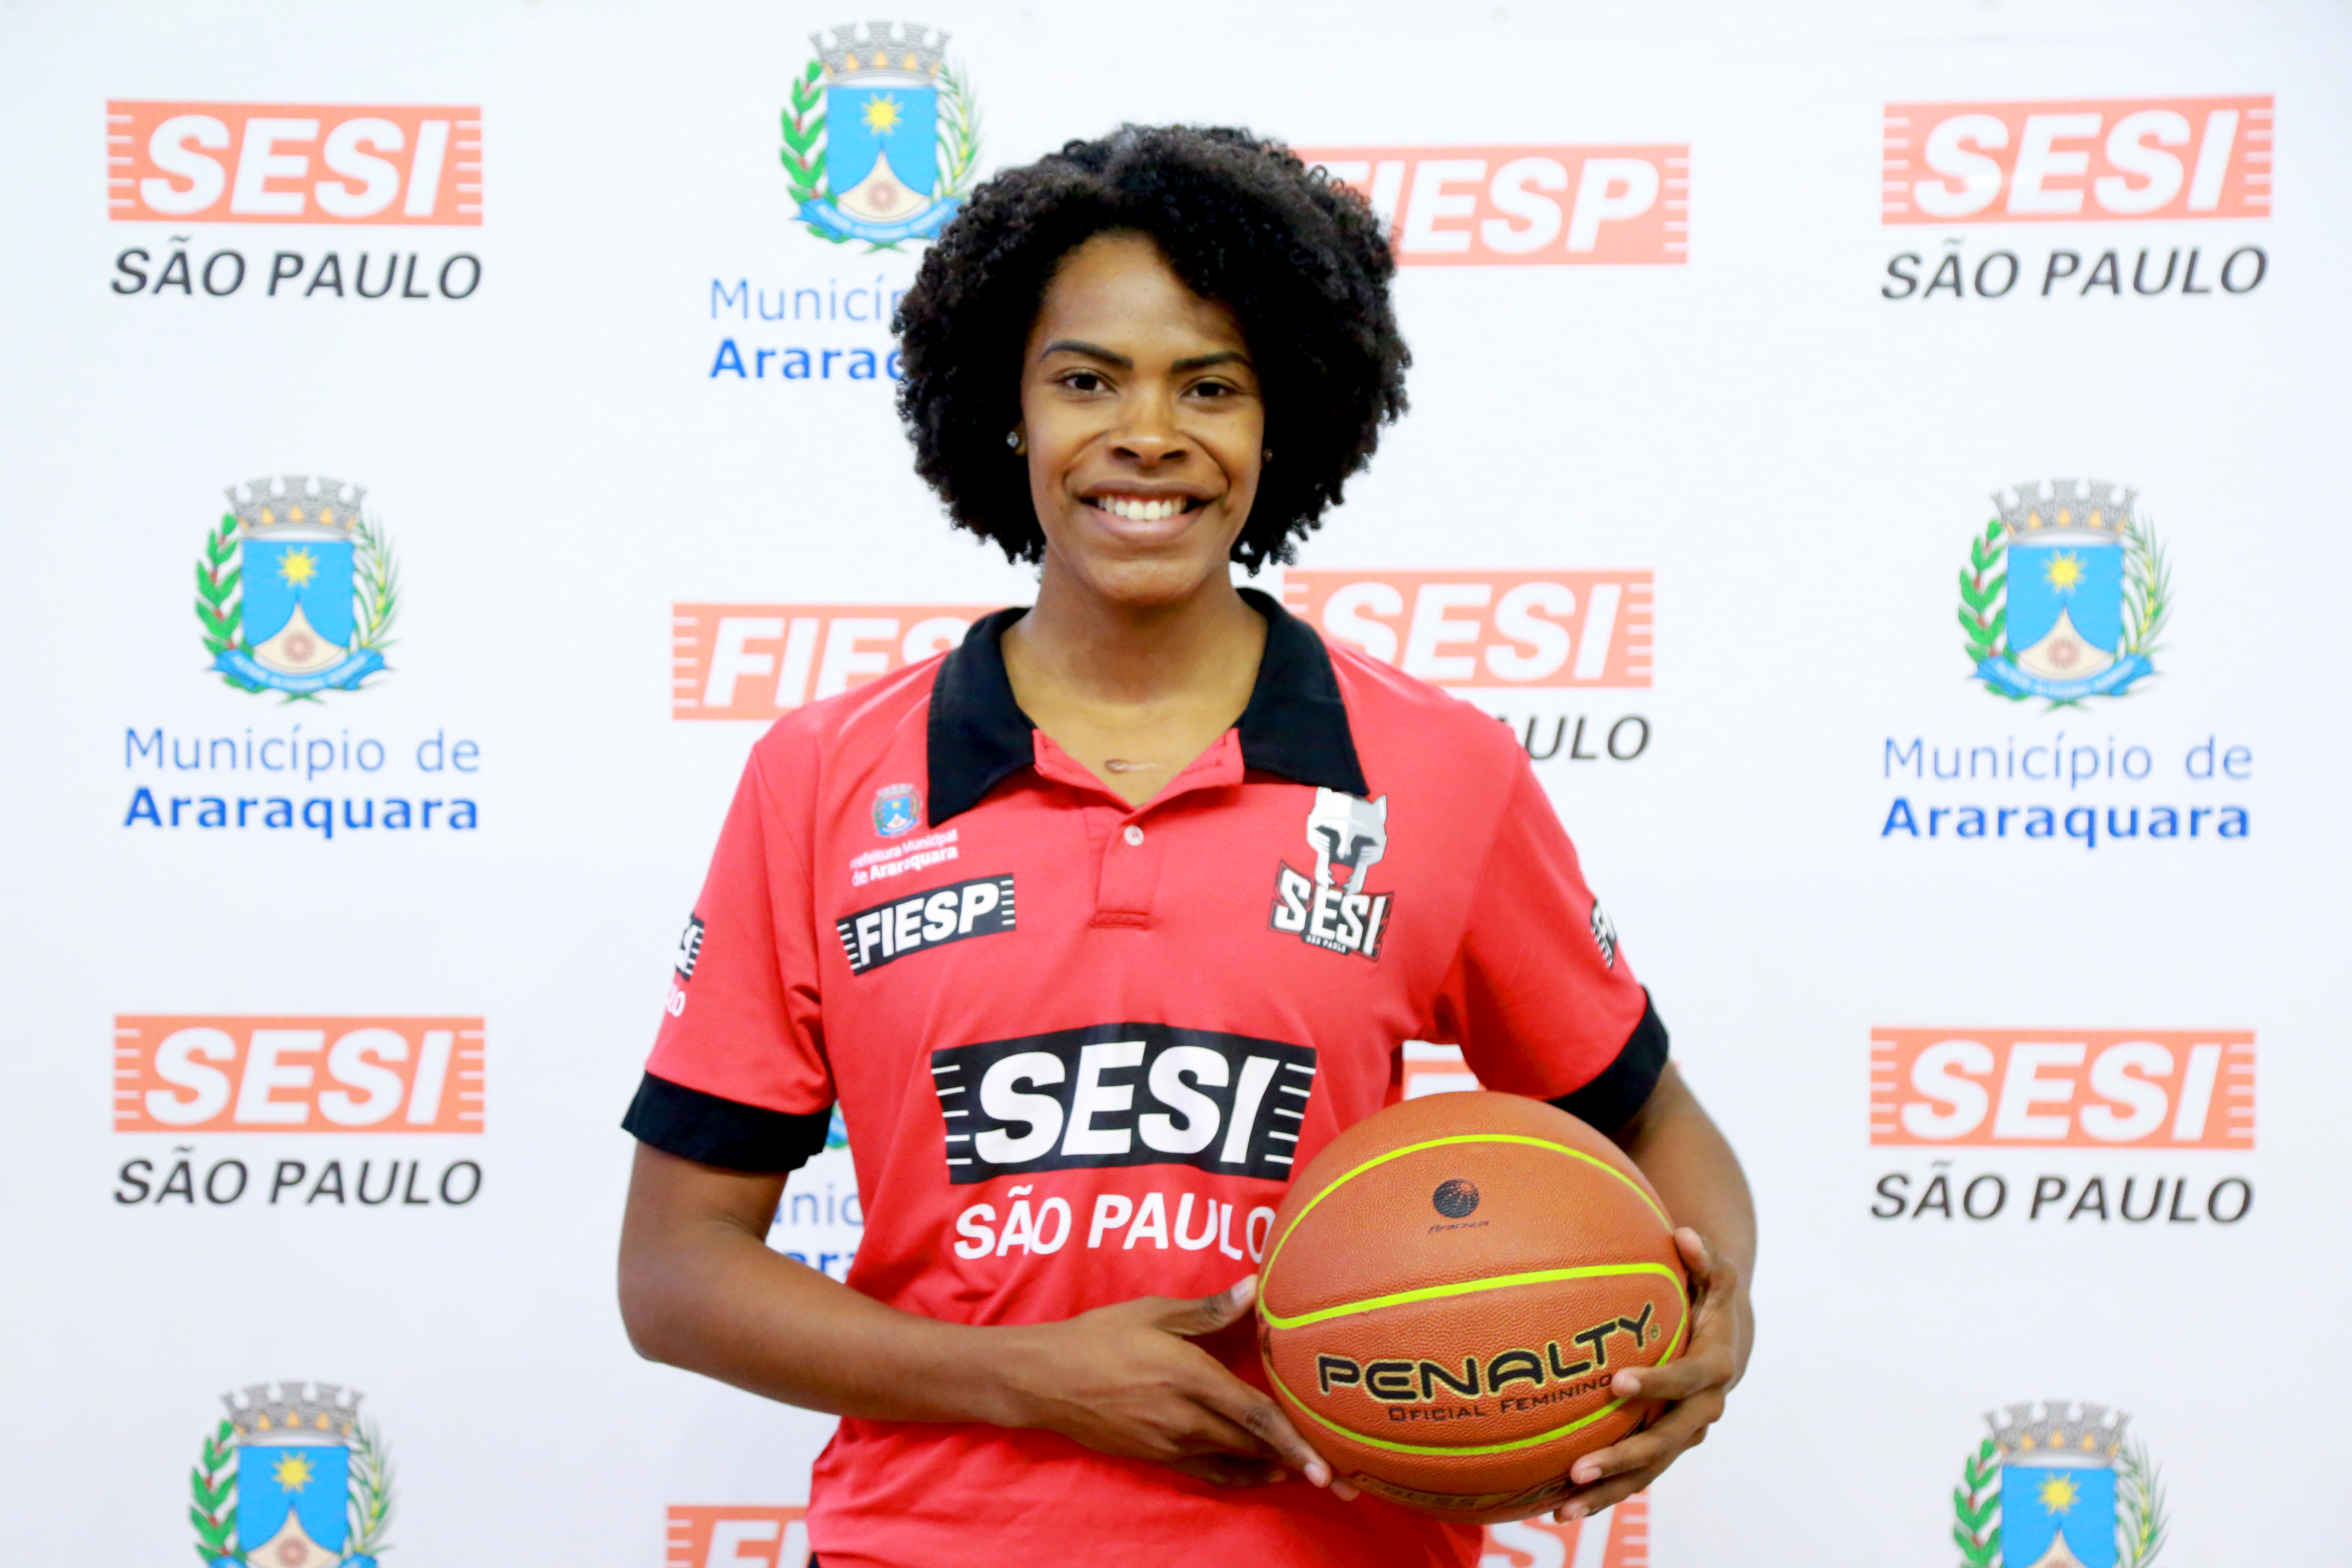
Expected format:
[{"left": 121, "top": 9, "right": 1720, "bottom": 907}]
[
  {"left": 1298, "top": 147, "right": 1688, "bottom": 265},
  {"left": 1281, "top": 571, "right": 1655, "bottom": 767},
  {"left": 108, "top": 100, "right": 484, "bottom": 303},
  {"left": 1880, "top": 95, "right": 2271, "bottom": 304},
  {"left": 1881, "top": 478, "right": 2254, "bottom": 852},
  {"left": 112, "top": 1016, "right": 486, "bottom": 1212},
  {"left": 188, "top": 1382, "right": 397, "bottom": 1568},
  {"left": 1948, "top": 1403, "right": 2169, "bottom": 1568},
  {"left": 1869, "top": 1028, "right": 2255, "bottom": 1229}
]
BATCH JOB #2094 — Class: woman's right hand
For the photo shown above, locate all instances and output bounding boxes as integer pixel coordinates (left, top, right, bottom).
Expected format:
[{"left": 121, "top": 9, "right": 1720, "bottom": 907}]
[{"left": 995, "top": 1275, "right": 1358, "bottom": 1496}]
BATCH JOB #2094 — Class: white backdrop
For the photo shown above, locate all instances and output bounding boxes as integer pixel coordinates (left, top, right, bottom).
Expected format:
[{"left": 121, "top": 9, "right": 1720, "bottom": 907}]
[{"left": 2, "top": 2, "right": 2346, "bottom": 1565}]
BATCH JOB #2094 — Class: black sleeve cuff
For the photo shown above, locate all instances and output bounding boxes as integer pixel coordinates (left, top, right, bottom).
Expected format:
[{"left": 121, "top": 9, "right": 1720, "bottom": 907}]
[
  {"left": 622, "top": 1071, "right": 833, "bottom": 1174},
  {"left": 1549, "top": 991, "right": 1669, "bottom": 1135}
]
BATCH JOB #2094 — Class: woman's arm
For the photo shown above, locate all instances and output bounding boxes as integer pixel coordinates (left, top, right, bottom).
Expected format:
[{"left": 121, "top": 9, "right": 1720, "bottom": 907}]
[
  {"left": 617, "top": 1142, "right": 1350, "bottom": 1494},
  {"left": 1549, "top": 1061, "right": 1756, "bottom": 1520}
]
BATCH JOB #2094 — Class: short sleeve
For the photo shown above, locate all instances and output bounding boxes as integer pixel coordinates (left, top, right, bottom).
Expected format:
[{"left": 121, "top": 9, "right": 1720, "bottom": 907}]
[
  {"left": 622, "top": 749, "right": 835, "bottom": 1172},
  {"left": 1428, "top": 756, "right": 1666, "bottom": 1132}
]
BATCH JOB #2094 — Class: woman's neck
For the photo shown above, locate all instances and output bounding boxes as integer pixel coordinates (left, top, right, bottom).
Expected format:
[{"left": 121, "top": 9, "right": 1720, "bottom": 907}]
[
  {"left": 1009, "top": 564, "right": 1265, "bottom": 711},
  {"left": 1001, "top": 562, "right": 1268, "bottom": 807}
]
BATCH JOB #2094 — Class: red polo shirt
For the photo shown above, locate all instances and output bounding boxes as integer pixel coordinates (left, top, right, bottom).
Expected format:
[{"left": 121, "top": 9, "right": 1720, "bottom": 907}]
[{"left": 625, "top": 588, "right": 1665, "bottom": 1568}]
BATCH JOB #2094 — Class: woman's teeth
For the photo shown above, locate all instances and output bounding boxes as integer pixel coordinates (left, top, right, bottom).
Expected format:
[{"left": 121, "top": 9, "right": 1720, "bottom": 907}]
[{"left": 1096, "top": 496, "right": 1188, "bottom": 522}]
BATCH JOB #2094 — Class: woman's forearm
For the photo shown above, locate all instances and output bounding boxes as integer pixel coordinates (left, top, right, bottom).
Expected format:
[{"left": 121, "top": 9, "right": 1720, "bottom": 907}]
[
  {"left": 618, "top": 1144, "right": 1029, "bottom": 1424},
  {"left": 1614, "top": 1062, "right": 1756, "bottom": 1374}
]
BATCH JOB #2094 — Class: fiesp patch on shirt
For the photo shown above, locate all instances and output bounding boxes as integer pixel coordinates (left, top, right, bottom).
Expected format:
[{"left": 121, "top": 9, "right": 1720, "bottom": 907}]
[
  {"left": 932, "top": 1023, "right": 1318, "bottom": 1184},
  {"left": 836, "top": 874, "right": 1016, "bottom": 974}
]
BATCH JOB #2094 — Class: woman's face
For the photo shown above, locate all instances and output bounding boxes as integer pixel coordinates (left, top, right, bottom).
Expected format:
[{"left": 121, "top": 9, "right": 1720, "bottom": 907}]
[{"left": 1017, "top": 231, "right": 1265, "bottom": 610}]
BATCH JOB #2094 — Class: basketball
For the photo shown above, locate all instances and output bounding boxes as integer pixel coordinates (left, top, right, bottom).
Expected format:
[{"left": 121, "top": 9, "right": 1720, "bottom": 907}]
[{"left": 1256, "top": 1091, "right": 1690, "bottom": 1521}]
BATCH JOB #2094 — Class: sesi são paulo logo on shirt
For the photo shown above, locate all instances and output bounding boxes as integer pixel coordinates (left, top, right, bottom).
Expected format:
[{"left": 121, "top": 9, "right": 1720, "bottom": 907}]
[
  {"left": 1271, "top": 787, "right": 1394, "bottom": 959},
  {"left": 932, "top": 1024, "right": 1317, "bottom": 1185}
]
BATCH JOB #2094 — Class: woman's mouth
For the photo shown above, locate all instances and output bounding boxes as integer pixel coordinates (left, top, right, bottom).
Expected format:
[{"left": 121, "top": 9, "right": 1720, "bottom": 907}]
[{"left": 1087, "top": 493, "right": 1207, "bottom": 523}]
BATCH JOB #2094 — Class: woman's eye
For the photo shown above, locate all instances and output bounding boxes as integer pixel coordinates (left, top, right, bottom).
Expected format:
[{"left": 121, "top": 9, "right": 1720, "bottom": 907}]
[
  {"left": 1063, "top": 371, "right": 1104, "bottom": 392},
  {"left": 1189, "top": 380, "right": 1232, "bottom": 399}
]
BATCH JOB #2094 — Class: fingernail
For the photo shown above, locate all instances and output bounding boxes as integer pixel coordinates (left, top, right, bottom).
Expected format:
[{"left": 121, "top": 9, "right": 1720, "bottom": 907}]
[
  {"left": 1615, "top": 1373, "right": 1640, "bottom": 1396},
  {"left": 1306, "top": 1461, "right": 1330, "bottom": 1487},
  {"left": 1333, "top": 1481, "right": 1361, "bottom": 1502},
  {"left": 1230, "top": 1275, "right": 1258, "bottom": 1307},
  {"left": 1563, "top": 1503, "right": 1586, "bottom": 1522},
  {"left": 1573, "top": 1463, "right": 1597, "bottom": 1484}
]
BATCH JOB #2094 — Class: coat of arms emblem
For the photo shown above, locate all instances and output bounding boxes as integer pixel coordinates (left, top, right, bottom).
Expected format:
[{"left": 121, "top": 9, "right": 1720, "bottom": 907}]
[
  {"left": 1957, "top": 480, "right": 2169, "bottom": 705},
  {"left": 1951, "top": 1401, "right": 2168, "bottom": 1568},
  {"left": 779, "top": 20, "right": 980, "bottom": 247},
  {"left": 197, "top": 476, "right": 399, "bottom": 697},
  {"left": 190, "top": 1382, "right": 395, "bottom": 1567}
]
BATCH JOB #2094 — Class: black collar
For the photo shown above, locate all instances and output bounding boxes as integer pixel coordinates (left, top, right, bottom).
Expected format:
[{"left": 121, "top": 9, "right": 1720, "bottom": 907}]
[{"left": 926, "top": 586, "right": 1369, "bottom": 826}]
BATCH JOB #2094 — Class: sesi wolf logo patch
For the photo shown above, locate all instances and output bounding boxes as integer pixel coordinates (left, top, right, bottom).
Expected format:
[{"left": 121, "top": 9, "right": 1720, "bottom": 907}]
[{"left": 1270, "top": 787, "right": 1394, "bottom": 959}]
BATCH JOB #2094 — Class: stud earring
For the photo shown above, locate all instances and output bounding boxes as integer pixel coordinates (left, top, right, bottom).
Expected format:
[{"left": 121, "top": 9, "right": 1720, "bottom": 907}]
[
  {"left": 1006, "top": 430, "right": 1023, "bottom": 452},
  {"left": 1262, "top": 448, "right": 1274, "bottom": 463}
]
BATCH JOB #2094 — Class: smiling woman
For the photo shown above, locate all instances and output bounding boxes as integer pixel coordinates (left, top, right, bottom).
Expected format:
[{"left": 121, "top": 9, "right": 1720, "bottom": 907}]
[
  {"left": 895, "top": 125, "right": 1408, "bottom": 572},
  {"left": 619, "top": 124, "right": 1752, "bottom": 1568}
]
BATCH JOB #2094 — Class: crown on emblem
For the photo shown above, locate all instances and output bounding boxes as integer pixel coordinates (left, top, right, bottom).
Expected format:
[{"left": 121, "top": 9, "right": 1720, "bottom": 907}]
[
  {"left": 812, "top": 20, "right": 948, "bottom": 79},
  {"left": 222, "top": 1381, "right": 364, "bottom": 1440},
  {"left": 226, "top": 475, "right": 365, "bottom": 537},
  {"left": 1993, "top": 478, "right": 2137, "bottom": 539},
  {"left": 1985, "top": 1400, "right": 2131, "bottom": 1461}
]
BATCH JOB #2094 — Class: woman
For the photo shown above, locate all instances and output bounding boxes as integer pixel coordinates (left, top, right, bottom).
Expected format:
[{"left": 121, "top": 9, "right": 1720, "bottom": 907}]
[{"left": 619, "top": 125, "right": 1753, "bottom": 1568}]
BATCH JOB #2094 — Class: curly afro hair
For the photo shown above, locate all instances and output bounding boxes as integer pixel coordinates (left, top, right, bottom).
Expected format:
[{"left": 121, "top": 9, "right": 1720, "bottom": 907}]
[{"left": 894, "top": 125, "right": 1410, "bottom": 573}]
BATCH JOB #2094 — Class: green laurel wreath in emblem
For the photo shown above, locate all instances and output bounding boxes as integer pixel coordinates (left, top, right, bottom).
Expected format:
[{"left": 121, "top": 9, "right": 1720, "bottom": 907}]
[
  {"left": 1955, "top": 515, "right": 2171, "bottom": 708},
  {"left": 779, "top": 55, "right": 981, "bottom": 250},
  {"left": 346, "top": 1415, "right": 398, "bottom": 1558},
  {"left": 196, "top": 512, "right": 258, "bottom": 693},
  {"left": 2119, "top": 517, "right": 2173, "bottom": 665},
  {"left": 1947, "top": 1435, "right": 2168, "bottom": 1568},
  {"left": 779, "top": 61, "right": 829, "bottom": 218},
  {"left": 2115, "top": 1438, "right": 2170, "bottom": 1568},
  {"left": 352, "top": 513, "right": 402, "bottom": 659},
  {"left": 1956, "top": 519, "right": 2010, "bottom": 693},
  {"left": 193, "top": 511, "right": 400, "bottom": 701},
  {"left": 1950, "top": 1437, "right": 2000, "bottom": 1568},
  {"left": 188, "top": 1418, "right": 238, "bottom": 1564}
]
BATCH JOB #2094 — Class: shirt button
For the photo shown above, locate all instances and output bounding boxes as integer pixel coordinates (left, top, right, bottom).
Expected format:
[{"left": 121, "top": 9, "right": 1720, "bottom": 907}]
[{"left": 1123, "top": 825, "right": 1145, "bottom": 847}]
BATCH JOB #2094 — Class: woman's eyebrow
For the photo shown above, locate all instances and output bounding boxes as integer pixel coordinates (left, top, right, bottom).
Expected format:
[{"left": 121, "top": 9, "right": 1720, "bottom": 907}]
[
  {"left": 1036, "top": 338, "right": 1130, "bottom": 366},
  {"left": 1172, "top": 351, "right": 1251, "bottom": 373}
]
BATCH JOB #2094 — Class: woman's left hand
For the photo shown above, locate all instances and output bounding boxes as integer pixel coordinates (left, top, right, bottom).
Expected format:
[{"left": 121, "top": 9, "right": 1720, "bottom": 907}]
[{"left": 1546, "top": 1226, "right": 1749, "bottom": 1523}]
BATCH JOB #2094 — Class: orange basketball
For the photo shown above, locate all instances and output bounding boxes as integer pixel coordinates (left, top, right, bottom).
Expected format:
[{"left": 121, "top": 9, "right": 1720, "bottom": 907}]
[{"left": 1256, "top": 1091, "right": 1688, "bottom": 1522}]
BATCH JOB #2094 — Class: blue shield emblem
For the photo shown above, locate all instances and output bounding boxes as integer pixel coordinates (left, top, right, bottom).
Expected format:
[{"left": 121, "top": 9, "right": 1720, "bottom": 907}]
[
  {"left": 200, "top": 1382, "right": 391, "bottom": 1568},
  {"left": 205, "top": 477, "right": 391, "bottom": 697},
  {"left": 238, "top": 1441, "right": 352, "bottom": 1562},
  {"left": 2006, "top": 538, "right": 2124, "bottom": 668},
  {"left": 825, "top": 83, "right": 939, "bottom": 219},
  {"left": 787, "top": 23, "right": 970, "bottom": 246},
  {"left": 243, "top": 538, "right": 358, "bottom": 651},
  {"left": 1965, "top": 480, "right": 2157, "bottom": 703},
  {"left": 873, "top": 783, "right": 921, "bottom": 837},
  {"left": 2001, "top": 1459, "right": 2119, "bottom": 1568}
]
